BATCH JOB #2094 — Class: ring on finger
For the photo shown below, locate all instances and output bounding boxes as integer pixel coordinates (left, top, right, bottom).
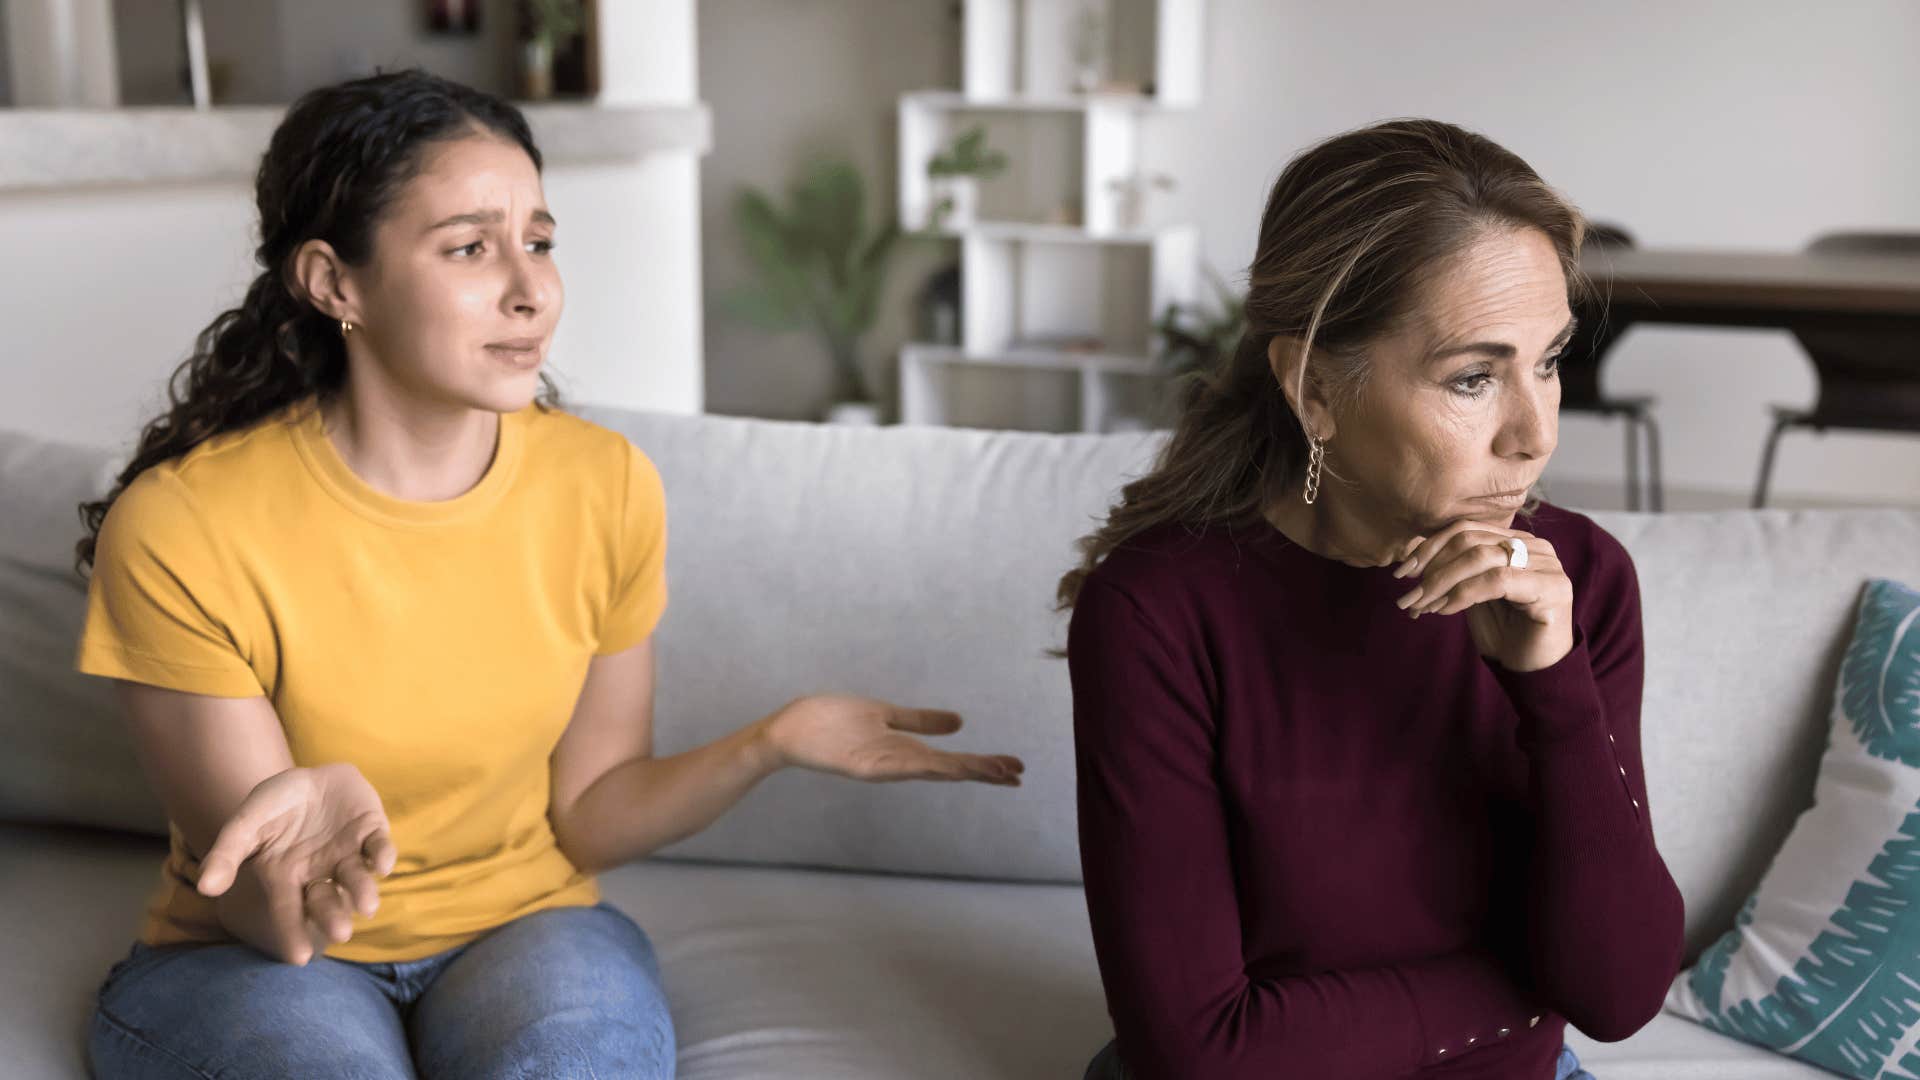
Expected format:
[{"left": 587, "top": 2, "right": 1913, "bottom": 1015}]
[
  {"left": 303, "top": 876, "right": 339, "bottom": 899},
  {"left": 1504, "top": 536, "right": 1529, "bottom": 569}
]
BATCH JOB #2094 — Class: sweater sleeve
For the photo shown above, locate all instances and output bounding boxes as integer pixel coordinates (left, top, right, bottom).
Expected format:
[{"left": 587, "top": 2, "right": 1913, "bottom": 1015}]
[
  {"left": 1485, "top": 528, "right": 1687, "bottom": 1042},
  {"left": 1071, "top": 575, "right": 1548, "bottom": 1079}
]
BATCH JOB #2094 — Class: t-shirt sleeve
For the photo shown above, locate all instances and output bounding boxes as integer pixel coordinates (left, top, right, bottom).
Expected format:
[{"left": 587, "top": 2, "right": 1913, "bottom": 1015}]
[
  {"left": 74, "top": 472, "right": 263, "bottom": 698},
  {"left": 594, "top": 441, "right": 669, "bottom": 656}
]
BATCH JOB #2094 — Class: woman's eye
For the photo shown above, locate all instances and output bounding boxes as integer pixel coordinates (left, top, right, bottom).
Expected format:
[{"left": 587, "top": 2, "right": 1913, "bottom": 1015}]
[
  {"left": 1541, "top": 350, "right": 1564, "bottom": 377},
  {"left": 1452, "top": 373, "right": 1493, "bottom": 398},
  {"left": 452, "top": 241, "right": 484, "bottom": 257},
  {"left": 528, "top": 239, "right": 555, "bottom": 254}
]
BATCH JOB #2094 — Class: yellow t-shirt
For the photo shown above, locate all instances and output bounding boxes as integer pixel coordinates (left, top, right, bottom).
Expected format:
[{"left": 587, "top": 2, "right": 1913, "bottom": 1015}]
[{"left": 74, "top": 395, "right": 668, "bottom": 962}]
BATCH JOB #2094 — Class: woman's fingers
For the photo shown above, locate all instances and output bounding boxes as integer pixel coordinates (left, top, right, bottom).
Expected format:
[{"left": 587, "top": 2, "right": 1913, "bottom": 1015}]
[
  {"left": 1396, "top": 520, "right": 1535, "bottom": 580},
  {"left": 195, "top": 808, "right": 268, "bottom": 898},
  {"left": 333, "top": 850, "right": 382, "bottom": 919},
  {"left": 302, "top": 877, "right": 356, "bottom": 945},
  {"left": 359, "top": 825, "right": 398, "bottom": 878},
  {"left": 924, "top": 750, "right": 1023, "bottom": 785},
  {"left": 885, "top": 707, "right": 963, "bottom": 736},
  {"left": 1401, "top": 539, "right": 1522, "bottom": 612},
  {"left": 264, "top": 863, "right": 317, "bottom": 965},
  {"left": 867, "top": 741, "right": 1023, "bottom": 785},
  {"left": 1412, "top": 545, "right": 1564, "bottom": 617}
]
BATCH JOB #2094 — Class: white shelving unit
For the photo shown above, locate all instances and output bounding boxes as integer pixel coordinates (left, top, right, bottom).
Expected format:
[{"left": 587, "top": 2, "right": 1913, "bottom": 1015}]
[{"left": 897, "top": 0, "right": 1205, "bottom": 433}]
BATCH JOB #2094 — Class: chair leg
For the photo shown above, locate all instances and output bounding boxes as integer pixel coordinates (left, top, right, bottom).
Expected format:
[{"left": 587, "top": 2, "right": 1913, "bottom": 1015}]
[
  {"left": 1752, "top": 415, "right": 1791, "bottom": 509},
  {"left": 1640, "top": 408, "right": 1664, "bottom": 513},
  {"left": 1623, "top": 411, "right": 1641, "bottom": 512}
]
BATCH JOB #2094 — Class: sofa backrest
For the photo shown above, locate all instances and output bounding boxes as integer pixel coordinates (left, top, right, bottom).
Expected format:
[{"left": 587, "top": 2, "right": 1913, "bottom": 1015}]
[
  {"left": 6, "top": 409, "right": 1919, "bottom": 966},
  {"left": 579, "top": 407, "right": 1920, "bottom": 966}
]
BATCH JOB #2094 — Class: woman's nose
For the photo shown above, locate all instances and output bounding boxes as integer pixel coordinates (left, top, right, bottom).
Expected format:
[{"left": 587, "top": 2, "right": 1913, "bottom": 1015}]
[{"left": 1498, "top": 378, "right": 1557, "bottom": 459}]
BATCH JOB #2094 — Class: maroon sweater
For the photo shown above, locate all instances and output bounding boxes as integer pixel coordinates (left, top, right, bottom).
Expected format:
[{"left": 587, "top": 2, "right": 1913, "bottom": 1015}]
[{"left": 1068, "top": 502, "right": 1686, "bottom": 1079}]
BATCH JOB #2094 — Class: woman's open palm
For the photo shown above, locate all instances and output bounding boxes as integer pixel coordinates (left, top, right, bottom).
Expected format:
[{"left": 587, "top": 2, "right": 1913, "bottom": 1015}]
[
  {"left": 194, "top": 762, "right": 398, "bottom": 965},
  {"left": 768, "top": 694, "right": 1024, "bottom": 786}
]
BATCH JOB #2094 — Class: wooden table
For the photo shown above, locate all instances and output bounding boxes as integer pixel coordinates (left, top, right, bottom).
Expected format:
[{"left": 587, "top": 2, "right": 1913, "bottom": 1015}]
[
  {"left": 1571, "top": 246, "right": 1920, "bottom": 506},
  {"left": 1577, "top": 247, "right": 1920, "bottom": 323}
]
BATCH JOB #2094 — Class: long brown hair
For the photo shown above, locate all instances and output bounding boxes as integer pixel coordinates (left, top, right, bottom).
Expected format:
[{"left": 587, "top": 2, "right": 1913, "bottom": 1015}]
[
  {"left": 1055, "top": 118, "right": 1589, "bottom": 610},
  {"left": 75, "top": 69, "right": 561, "bottom": 578}
]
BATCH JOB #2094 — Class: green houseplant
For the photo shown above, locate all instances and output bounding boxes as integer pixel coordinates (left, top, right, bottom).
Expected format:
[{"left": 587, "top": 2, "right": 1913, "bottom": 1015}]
[
  {"left": 724, "top": 159, "right": 902, "bottom": 422},
  {"left": 926, "top": 125, "right": 1009, "bottom": 230},
  {"left": 1154, "top": 265, "right": 1248, "bottom": 380},
  {"left": 519, "top": 0, "right": 583, "bottom": 100}
]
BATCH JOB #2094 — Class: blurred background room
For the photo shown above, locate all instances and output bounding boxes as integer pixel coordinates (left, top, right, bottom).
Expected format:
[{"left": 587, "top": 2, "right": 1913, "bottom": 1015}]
[{"left": 3, "top": 0, "right": 1917, "bottom": 512}]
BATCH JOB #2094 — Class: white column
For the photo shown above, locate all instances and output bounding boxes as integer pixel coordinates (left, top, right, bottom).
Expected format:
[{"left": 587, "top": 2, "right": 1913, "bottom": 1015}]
[
  {"left": 595, "top": 0, "right": 696, "bottom": 104},
  {"left": 5, "top": 0, "right": 120, "bottom": 108}
]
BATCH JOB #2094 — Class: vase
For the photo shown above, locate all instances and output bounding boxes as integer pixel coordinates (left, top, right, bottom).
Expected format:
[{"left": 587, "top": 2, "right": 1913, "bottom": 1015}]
[
  {"left": 520, "top": 38, "right": 553, "bottom": 100},
  {"left": 823, "top": 401, "right": 883, "bottom": 425}
]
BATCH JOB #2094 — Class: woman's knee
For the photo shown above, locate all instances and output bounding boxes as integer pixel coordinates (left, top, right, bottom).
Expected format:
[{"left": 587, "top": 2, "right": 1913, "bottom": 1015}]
[
  {"left": 88, "top": 942, "right": 412, "bottom": 1080},
  {"left": 413, "top": 904, "right": 676, "bottom": 1078}
]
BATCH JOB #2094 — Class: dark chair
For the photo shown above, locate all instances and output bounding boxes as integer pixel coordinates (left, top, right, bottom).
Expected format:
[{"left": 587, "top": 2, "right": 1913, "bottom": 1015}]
[
  {"left": 1567, "top": 223, "right": 1664, "bottom": 511},
  {"left": 1753, "top": 231, "right": 1920, "bottom": 508}
]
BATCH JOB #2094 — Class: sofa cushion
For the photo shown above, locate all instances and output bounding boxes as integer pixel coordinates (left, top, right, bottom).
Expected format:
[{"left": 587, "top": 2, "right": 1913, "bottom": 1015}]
[
  {"left": 0, "top": 821, "right": 1834, "bottom": 1080},
  {"left": 10, "top": 412, "right": 1920, "bottom": 968},
  {"left": 574, "top": 406, "right": 1920, "bottom": 959},
  {"left": 0, "top": 430, "right": 164, "bottom": 835},
  {"left": 0, "top": 822, "right": 1114, "bottom": 1080},
  {"left": 1663, "top": 577, "right": 1920, "bottom": 1077}
]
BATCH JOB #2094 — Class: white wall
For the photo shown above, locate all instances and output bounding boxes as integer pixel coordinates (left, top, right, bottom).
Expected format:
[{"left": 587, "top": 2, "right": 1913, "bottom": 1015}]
[
  {"left": 695, "top": 0, "right": 1920, "bottom": 504},
  {"left": 0, "top": 147, "right": 703, "bottom": 456},
  {"left": 0, "top": 0, "right": 705, "bottom": 454},
  {"left": 1134, "top": 0, "right": 1920, "bottom": 505},
  {"left": 699, "top": 0, "right": 960, "bottom": 421}
]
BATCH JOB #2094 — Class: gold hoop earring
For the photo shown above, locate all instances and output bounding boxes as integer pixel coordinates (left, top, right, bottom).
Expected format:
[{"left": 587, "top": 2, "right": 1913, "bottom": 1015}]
[
  {"left": 1303, "top": 435, "right": 1326, "bottom": 505},
  {"left": 340, "top": 319, "right": 354, "bottom": 336}
]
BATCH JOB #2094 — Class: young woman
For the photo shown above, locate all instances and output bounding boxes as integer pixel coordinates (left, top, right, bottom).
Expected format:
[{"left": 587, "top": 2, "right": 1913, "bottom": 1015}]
[
  {"left": 1063, "top": 119, "right": 1685, "bottom": 1079},
  {"left": 73, "top": 69, "right": 1024, "bottom": 1079}
]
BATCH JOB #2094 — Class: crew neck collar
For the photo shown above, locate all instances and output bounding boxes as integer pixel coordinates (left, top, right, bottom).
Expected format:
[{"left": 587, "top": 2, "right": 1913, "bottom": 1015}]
[{"left": 287, "top": 397, "right": 525, "bottom": 529}]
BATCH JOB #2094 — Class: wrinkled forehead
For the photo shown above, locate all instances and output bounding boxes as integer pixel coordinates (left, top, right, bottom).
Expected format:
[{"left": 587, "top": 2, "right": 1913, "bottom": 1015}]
[
  {"left": 387, "top": 132, "right": 546, "bottom": 222},
  {"left": 1405, "top": 227, "right": 1571, "bottom": 347}
]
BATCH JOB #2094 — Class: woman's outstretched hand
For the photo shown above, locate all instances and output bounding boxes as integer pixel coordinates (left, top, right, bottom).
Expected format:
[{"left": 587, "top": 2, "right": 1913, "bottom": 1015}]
[
  {"left": 1392, "top": 520, "right": 1576, "bottom": 673},
  {"left": 192, "top": 762, "right": 398, "bottom": 965},
  {"left": 762, "top": 694, "right": 1024, "bottom": 786}
]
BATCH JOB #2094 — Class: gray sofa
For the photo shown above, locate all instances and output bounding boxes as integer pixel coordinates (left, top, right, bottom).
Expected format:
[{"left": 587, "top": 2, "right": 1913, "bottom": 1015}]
[{"left": 5, "top": 404, "right": 1915, "bottom": 1079}]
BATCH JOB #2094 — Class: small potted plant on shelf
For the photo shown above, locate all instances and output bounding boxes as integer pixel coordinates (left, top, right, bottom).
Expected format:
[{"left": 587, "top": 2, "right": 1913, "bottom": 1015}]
[
  {"left": 519, "top": 0, "right": 583, "bottom": 101},
  {"left": 724, "top": 159, "right": 902, "bottom": 425},
  {"left": 926, "top": 125, "right": 1009, "bottom": 231},
  {"left": 1154, "top": 265, "right": 1248, "bottom": 380}
]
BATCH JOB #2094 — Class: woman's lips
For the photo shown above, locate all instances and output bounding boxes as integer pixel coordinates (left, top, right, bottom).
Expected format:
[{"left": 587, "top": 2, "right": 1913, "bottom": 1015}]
[{"left": 487, "top": 343, "right": 543, "bottom": 369}]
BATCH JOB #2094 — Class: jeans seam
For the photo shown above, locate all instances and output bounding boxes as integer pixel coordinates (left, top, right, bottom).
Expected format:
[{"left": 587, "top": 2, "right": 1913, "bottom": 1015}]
[{"left": 95, "top": 1006, "right": 220, "bottom": 1080}]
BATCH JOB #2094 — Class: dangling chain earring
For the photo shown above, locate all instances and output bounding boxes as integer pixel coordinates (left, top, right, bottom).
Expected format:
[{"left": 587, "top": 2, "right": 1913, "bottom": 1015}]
[
  {"left": 339, "top": 319, "right": 354, "bottom": 336},
  {"left": 1303, "top": 434, "right": 1326, "bottom": 505}
]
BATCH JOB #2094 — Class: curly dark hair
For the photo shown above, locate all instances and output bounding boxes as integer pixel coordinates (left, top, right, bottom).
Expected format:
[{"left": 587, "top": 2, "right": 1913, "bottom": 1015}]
[{"left": 75, "top": 68, "right": 561, "bottom": 577}]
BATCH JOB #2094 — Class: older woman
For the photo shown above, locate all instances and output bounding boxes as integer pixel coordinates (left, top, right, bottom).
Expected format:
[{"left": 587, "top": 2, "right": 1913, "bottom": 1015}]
[{"left": 1061, "top": 119, "right": 1684, "bottom": 1079}]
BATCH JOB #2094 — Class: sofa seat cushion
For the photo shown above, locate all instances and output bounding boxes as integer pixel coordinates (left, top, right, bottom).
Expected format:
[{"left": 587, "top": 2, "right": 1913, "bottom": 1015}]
[
  {"left": 1566, "top": 1015, "right": 1838, "bottom": 1079},
  {"left": 0, "top": 823, "right": 1111, "bottom": 1079},
  {"left": 0, "top": 821, "right": 1842, "bottom": 1080}
]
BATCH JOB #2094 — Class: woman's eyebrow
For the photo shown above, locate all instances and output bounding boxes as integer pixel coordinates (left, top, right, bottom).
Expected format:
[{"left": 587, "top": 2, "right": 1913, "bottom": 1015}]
[
  {"left": 425, "top": 208, "right": 559, "bottom": 232},
  {"left": 1427, "top": 315, "right": 1579, "bottom": 362}
]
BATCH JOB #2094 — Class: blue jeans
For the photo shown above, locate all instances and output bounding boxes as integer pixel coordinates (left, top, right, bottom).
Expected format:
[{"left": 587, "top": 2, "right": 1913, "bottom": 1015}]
[
  {"left": 88, "top": 900, "right": 675, "bottom": 1079},
  {"left": 1554, "top": 1041, "right": 1596, "bottom": 1080},
  {"left": 1082, "top": 1038, "right": 1594, "bottom": 1078}
]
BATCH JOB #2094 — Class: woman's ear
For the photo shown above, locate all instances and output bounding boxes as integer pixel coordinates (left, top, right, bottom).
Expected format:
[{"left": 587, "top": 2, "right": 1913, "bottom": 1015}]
[
  {"left": 1267, "top": 334, "right": 1337, "bottom": 442},
  {"left": 288, "top": 239, "right": 359, "bottom": 325}
]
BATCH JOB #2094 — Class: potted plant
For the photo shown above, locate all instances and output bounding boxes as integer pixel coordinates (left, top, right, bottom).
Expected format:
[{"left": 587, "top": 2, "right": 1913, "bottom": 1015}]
[
  {"left": 926, "top": 125, "right": 1009, "bottom": 230},
  {"left": 724, "top": 159, "right": 901, "bottom": 424},
  {"left": 1154, "top": 265, "right": 1248, "bottom": 380},
  {"left": 519, "top": 0, "right": 583, "bottom": 101}
]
